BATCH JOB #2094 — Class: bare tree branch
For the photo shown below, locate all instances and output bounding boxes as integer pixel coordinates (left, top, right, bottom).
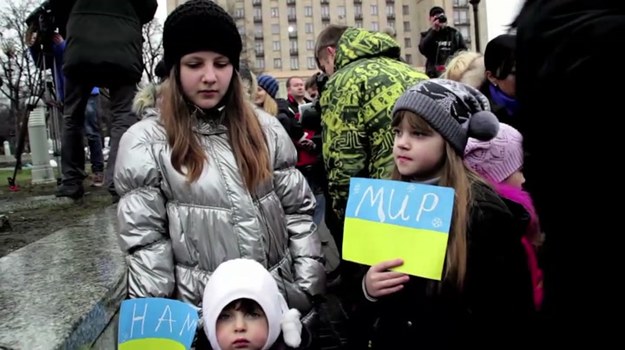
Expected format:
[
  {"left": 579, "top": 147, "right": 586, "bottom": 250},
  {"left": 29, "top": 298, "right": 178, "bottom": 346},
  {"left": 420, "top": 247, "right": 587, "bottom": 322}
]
[
  {"left": 0, "top": 0, "right": 42, "bottom": 109},
  {"left": 223, "top": 0, "right": 259, "bottom": 73},
  {"left": 142, "top": 19, "right": 163, "bottom": 84}
]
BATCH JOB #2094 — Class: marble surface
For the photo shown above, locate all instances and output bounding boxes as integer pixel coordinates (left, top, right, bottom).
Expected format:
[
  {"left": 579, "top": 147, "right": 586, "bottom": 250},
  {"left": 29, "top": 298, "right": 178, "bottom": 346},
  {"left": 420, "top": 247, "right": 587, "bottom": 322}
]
[{"left": 0, "top": 206, "right": 126, "bottom": 350}]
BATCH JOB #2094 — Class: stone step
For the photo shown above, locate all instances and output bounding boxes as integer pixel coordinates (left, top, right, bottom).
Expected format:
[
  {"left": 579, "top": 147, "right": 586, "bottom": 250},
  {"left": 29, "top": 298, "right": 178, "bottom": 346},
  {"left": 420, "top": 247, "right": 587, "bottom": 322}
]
[{"left": 0, "top": 206, "right": 126, "bottom": 350}]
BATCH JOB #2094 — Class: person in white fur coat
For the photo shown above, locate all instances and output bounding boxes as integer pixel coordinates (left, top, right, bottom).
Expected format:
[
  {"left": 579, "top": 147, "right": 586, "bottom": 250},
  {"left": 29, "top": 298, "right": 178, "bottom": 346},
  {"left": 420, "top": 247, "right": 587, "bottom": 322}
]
[{"left": 199, "top": 259, "right": 308, "bottom": 350}]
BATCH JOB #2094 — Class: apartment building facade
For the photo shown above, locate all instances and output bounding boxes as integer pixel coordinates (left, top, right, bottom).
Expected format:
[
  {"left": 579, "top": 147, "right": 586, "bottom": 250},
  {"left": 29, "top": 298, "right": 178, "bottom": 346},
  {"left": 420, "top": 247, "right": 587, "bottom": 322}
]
[{"left": 166, "top": 0, "right": 488, "bottom": 83}]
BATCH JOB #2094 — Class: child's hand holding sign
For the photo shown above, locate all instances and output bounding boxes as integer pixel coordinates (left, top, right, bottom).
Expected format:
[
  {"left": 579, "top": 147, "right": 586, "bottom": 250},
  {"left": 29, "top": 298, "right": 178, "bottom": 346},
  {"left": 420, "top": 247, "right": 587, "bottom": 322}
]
[{"left": 365, "top": 258, "right": 410, "bottom": 298}]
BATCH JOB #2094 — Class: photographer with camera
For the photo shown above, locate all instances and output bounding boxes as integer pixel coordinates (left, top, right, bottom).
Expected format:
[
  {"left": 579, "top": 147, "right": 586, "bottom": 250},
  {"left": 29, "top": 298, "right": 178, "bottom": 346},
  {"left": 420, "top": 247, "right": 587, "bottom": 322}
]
[
  {"left": 49, "top": 0, "right": 157, "bottom": 200},
  {"left": 419, "top": 6, "right": 467, "bottom": 78}
]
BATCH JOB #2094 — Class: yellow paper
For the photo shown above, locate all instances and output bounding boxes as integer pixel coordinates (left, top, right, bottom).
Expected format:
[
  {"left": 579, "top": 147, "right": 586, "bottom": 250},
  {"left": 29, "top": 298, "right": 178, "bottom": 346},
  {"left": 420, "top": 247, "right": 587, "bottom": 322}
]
[{"left": 342, "top": 217, "right": 449, "bottom": 280}]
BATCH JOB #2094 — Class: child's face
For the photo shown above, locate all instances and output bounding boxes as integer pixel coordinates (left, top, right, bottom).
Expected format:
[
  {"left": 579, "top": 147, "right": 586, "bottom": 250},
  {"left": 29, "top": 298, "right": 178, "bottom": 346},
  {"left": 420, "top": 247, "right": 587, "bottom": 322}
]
[
  {"left": 216, "top": 300, "right": 268, "bottom": 350},
  {"left": 503, "top": 170, "right": 525, "bottom": 188},
  {"left": 393, "top": 116, "right": 446, "bottom": 180}
]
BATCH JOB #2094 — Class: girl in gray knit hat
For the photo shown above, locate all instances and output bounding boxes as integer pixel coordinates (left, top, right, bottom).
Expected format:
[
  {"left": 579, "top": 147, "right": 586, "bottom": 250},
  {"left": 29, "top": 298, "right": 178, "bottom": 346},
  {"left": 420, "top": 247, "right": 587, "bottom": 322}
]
[{"left": 358, "top": 79, "right": 535, "bottom": 348}]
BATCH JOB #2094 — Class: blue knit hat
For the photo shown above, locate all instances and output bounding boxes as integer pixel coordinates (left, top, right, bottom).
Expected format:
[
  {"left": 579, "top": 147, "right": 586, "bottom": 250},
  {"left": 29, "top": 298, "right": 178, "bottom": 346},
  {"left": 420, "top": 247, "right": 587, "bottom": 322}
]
[{"left": 257, "top": 74, "right": 279, "bottom": 99}]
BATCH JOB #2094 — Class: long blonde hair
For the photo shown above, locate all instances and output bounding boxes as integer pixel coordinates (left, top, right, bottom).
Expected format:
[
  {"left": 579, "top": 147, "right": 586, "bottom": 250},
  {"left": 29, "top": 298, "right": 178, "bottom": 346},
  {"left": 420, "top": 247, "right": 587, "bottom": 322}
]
[
  {"left": 391, "top": 111, "right": 485, "bottom": 289},
  {"left": 257, "top": 90, "right": 278, "bottom": 116},
  {"left": 160, "top": 66, "right": 271, "bottom": 190}
]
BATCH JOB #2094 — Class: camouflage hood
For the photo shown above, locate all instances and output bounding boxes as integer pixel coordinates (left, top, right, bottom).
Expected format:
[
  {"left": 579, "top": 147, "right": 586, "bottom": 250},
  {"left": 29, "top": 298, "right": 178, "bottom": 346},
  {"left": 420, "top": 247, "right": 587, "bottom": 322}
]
[{"left": 334, "top": 27, "right": 401, "bottom": 71}]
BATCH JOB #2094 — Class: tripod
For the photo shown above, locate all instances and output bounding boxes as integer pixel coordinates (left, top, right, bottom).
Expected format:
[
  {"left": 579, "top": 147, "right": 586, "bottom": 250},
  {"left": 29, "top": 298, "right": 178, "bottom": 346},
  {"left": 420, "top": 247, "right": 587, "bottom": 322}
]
[{"left": 7, "top": 43, "right": 62, "bottom": 191}]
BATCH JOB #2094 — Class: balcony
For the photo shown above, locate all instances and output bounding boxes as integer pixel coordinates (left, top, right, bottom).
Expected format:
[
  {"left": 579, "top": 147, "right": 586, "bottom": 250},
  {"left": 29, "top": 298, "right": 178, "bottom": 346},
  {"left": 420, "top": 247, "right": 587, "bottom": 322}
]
[
  {"left": 321, "top": 0, "right": 329, "bottom": 4},
  {"left": 254, "top": 32, "right": 264, "bottom": 39},
  {"left": 287, "top": 0, "right": 296, "bottom": 4},
  {"left": 255, "top": 49, "right": 264, "bottom": 57},
  {"left": 253, "top": 16, "right": 262, "bottom": 23},
  {"left": 321, "top": 14, "right": 330, "bottom": 21},
  {"left": 354, "top": 0, "right": 362, "bottom": 3},
  {"left": 386, "top": 0, "right": 395, "bottom": 3},
  {"left": 288, "top": 14, "right": 297, "bottom": 22},
  {"left": 288, "top": 31, "right": 298, "bottom": 38},
  {"left": 354, "top": 13, "right": 362, "bottom": 20},
  {"left": 454, "top": 20, "right": 470, "bottom": 25},
  {"left": 253, "top": 0, "right": 261, "bottom": 6},
  {"left": 387, "top": 13, "right": 395, "bottom": 19},
  {"left": 290, "top": 48, "right": 299, "bottom": 56}
]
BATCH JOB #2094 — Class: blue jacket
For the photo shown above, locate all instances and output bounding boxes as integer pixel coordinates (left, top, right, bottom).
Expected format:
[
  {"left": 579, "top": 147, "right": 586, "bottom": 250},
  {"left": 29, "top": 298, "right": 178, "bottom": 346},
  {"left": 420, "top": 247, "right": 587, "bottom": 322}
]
[{"left": 29, "top": 41, "right": 99, "bottom": 103}]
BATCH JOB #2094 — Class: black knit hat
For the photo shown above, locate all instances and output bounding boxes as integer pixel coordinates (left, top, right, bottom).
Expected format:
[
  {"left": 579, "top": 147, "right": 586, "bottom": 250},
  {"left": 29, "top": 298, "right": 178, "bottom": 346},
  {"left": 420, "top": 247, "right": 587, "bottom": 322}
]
[
  {"left": 392, "top": 79, "right": 500, "bottom": 156},
  {"left": 163, "top": 0, "right": 242, "bottom": 72},
  {"left": 484, "top": 34, "right": 516, "bottom": 79},
  {"left": 154, "top": 59, "right": 168, "bottom": 81}
]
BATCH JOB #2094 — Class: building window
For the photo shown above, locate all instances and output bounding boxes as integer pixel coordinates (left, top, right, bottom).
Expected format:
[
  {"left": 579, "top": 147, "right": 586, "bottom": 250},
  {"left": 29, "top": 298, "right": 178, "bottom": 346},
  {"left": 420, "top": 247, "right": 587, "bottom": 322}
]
[
  {"left": 290, "top": 40, "right": 298, "bottom": 50},
  {"left": 386, "top": 5, "right": 395, "bottom": 16},
  {"left": 388, "top": 20, "right": 395, "bottom": 29},
  {"left": 372, "top": 21, "right": 379, "bottom": 31},
  {"left": 272, "top": 24, "right": 280, "bottom": 34},
  {"left": 290, "top": 57, "right": 299, "bottom": 70},
  {"left": 307, "top": 57, "right": 316, "bottom": 69},
  {"left": 255, "top": 24, "right": 262, "bottom": 34},
  {"left": 256, "top": 57, "right": 265, "bottom": 70},
  {"left": 459, "top": 26, "right": 471, "bottom": 41},
  {"left": 403, "top": 21, "right": 411, "bottom": 32},
  {"left": 235, "top": 8, "right": 245, "bottom": 18},
  {"left": 274, "top": 58, "right": 282, "bottom": 69},
  {"left": 255, "top": 41, "right": 263, "bottom": 51},
  {"left": 454, "top": 0, "right": 469, "bottom": 6},
  {"left": 255, "top": 7, "right": 262, "bottom": 18},
  {"left": 237, "top": 25, "right": 245, "bottom": 35},
  {"left": 321, "top": 5, "right": 330, "bottom": 16},
  {"left": 355, "top": 20, "right": 363, "bottom": 28},
  {"left": 404, "top": 37, "right": 411, "bottom": 48},
  {"left": 402, "top": 5, "right": 409, "bottom": 15},
  {"left": 306, "top": 40, "right": 314, "bottom": 50},
  {"left": 271, "top": 7, "right": 278, "bottom": 17},
  {"left": 355, "top": 5, "right": 362, "bottom": 16},
  {"left": 405, "top": 54, "right": 412, "bottom": 64},
  {"left": 273, "top": 41, "right": 281, "bottom": 51},
  {"left": 288, "top": 6, "right": 296, "bottom": 16},
  {"left": 338, "top": 6, "right": 346, "bottom": 17},
  {"left": 454, "top": 10, "right": 469, "bottom": 24},
  {"left": 305, "top": 23, "right": 314, "bottom": 33},
  {"left": 371, "top": 5, "right": 378, "bottom": 15},
  {"left": 305, "top": 6, "right": 312, "bottom": 17}
]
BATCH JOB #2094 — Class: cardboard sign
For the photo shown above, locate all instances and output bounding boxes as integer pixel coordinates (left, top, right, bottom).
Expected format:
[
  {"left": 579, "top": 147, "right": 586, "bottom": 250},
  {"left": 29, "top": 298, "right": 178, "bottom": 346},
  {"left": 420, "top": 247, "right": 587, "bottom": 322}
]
[{"left": 343, "top": 178, "right": 455, "bottom": 280}]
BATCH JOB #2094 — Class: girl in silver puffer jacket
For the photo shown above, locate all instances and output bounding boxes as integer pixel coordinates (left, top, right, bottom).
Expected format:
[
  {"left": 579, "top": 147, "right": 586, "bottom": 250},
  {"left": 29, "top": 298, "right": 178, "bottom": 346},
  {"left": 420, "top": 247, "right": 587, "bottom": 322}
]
[{"left": 114, "top": 0, "right": 325, "bottom": 333}]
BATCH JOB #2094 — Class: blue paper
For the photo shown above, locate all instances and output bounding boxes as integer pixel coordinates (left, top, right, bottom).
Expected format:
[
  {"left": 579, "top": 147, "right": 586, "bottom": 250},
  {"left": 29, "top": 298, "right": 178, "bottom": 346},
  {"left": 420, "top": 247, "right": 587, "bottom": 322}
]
[
  {"left": 345, "top": 178, "right": 455, "bottom": 233},
  {"left": 118, "top": 298, "right": 199, "bottom": 350}
]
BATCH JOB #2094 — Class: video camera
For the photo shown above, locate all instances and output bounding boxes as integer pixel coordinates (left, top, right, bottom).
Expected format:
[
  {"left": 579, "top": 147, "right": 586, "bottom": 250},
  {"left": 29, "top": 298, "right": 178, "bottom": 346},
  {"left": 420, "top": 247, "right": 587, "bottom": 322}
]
[{"left": 25, "top": 1, "right": 59, "bottom": 50}]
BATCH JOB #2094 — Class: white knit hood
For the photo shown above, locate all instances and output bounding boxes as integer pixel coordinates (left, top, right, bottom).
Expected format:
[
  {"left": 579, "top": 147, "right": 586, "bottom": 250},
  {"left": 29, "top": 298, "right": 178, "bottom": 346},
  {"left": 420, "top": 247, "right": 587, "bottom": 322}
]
[{"left": 202, "top": 259, "right": 302, "bottom": 350}]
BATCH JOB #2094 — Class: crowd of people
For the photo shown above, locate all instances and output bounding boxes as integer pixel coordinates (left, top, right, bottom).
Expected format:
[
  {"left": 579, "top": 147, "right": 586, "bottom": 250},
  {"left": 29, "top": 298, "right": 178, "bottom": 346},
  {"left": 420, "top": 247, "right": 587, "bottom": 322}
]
[{"left": 31, "top": 0, "right": 613, "bottom": 348}]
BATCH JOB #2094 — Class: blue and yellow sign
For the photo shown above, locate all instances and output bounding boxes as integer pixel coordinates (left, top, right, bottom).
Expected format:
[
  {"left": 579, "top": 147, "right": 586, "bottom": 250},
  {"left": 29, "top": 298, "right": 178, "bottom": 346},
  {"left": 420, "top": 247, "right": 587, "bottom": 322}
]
[
  {"left": 118, "top": 298, "right": 199, "bottom": 350},
  {"left": 343, "top": 178, "right": 455, "bottom": 280}
]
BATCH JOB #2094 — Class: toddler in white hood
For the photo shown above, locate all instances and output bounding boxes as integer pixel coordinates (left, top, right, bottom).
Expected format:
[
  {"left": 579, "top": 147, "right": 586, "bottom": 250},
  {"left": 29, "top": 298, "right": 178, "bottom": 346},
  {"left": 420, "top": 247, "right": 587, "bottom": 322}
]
[{"left": 202, "top": 259, "right": 303, "bottom": 350}]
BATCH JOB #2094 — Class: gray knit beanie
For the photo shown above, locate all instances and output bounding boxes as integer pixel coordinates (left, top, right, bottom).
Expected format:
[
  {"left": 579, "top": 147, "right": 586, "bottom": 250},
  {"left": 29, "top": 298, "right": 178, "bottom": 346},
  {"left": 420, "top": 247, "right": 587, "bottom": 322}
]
[{"left": 392, "top": 79, "right": 500, "bottom": 156}]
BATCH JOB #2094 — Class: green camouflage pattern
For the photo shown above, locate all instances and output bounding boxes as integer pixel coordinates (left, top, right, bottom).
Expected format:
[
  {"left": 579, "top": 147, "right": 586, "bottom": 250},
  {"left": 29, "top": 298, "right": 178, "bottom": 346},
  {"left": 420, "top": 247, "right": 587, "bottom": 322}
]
[{"left": 321, "top": 27, "right": 428, "bottom": 222}]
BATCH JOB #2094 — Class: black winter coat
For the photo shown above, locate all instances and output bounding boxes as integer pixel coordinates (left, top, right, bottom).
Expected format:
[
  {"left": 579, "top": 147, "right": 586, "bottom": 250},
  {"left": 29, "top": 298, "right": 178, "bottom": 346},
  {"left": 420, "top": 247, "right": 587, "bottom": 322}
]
[{"left": 52, "top": 0, "right": 157, "bottom": 85}]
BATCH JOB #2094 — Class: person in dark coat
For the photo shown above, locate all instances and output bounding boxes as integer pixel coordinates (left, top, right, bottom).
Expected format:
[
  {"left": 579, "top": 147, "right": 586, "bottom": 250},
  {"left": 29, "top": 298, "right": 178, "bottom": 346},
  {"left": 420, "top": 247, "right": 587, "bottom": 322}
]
[
  {"left": 514, "top": 0, "right": 624, "bottom": 345},
  {"left": 418, "top": 6, "right": 467, "bottom": 78},
  {"left": 50, "top": 0, "right": 157, "bottom": 199}
]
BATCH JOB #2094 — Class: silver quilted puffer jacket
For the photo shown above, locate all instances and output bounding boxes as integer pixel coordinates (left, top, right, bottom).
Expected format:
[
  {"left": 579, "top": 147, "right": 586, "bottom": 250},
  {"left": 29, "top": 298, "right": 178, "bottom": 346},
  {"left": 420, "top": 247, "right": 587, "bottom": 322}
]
[{"left": 114, "top": 106, "right": 325, "bottom": 321}]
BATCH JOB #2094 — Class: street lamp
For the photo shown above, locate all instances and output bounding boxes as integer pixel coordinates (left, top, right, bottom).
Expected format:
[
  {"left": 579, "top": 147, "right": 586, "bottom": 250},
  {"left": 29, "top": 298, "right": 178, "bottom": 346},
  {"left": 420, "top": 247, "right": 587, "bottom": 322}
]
[{"left": 469, "top": 0, "right": 481, "bottom": 52}]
